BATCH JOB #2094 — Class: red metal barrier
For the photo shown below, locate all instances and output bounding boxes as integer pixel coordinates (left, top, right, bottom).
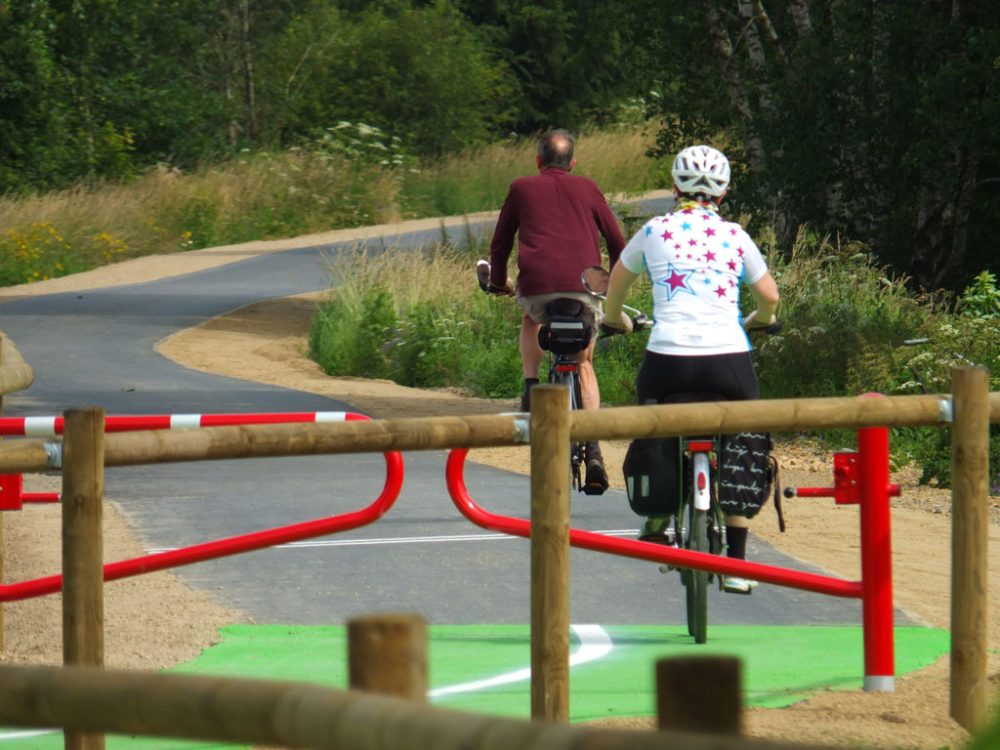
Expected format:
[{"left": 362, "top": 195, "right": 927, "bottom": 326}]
[
  {"left": 446, "top": 428, "right": 897, "bottom": 690},
  {"left": 788, "top": 424, "right": 898, "bottom": 690},
  {"left": 0, "top": 413, "right": 404, "bottom": 602},
  {"left": 0, "top": 412, "right": 369, "bottom": 509},
  {"left": 446, "top": 448, "right": 861, "bottom": 597}
]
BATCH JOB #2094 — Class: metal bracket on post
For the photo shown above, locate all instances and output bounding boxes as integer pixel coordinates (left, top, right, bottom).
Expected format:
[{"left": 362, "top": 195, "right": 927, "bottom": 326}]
[
  {"left": 831, "top": 452, "right": 860, "bottom": 505},
  {"left": 44, "top": 441, "right": 62, "bottom": 469}
]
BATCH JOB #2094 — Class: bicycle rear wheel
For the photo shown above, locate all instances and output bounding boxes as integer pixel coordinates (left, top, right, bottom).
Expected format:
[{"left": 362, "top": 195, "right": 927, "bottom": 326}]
[
  {"left": 550, "top": 366, "right": 584, "bottom": 490},
  {"left": 682, "top": 501, "right": 710, "bottom": 644}
]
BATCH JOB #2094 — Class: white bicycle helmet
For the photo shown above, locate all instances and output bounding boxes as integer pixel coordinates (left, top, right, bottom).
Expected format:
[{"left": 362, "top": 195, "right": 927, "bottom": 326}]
[{"left": 671, "top": 145, "right": 731, "bottom": 198}]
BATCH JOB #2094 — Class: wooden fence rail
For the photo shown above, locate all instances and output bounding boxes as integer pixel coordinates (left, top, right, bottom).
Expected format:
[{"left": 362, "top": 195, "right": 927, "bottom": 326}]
[
  {"left": 1, "top": 392, "right": 998, "bottom": 473},
  {"left": 0, "top": 663, "right": 846, "bottom": 750}
]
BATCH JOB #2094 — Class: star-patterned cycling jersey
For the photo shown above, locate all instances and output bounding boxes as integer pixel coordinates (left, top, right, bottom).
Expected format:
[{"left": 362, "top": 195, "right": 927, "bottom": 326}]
[{"left": 620, "top": 201, "right": 768, "bottom": 356}]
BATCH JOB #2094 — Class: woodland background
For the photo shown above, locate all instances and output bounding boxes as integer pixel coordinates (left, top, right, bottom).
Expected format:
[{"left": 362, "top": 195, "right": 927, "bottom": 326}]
[{"left": 2, "top": 0, "right": 998, "bottom": 291}]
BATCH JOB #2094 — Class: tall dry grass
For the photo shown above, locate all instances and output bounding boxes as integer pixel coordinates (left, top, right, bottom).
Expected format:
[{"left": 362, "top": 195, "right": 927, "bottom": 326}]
[{"left": 0, "top": 125, "right": 666, "bottom": 287}]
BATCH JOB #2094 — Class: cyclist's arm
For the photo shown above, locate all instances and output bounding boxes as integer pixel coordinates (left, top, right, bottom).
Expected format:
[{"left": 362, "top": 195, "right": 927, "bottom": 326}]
[
  {"left": 745, "top": 272, "right": 779, "bottom": 328},
  {"left": 488, "top": 189, "right": 520, "bottom": 289},
  {"left": 604, "top": 262, "right": 640, "bottom": 330},
  {"left": 593, "top": 195, "right": 625, "bottom": 270}
]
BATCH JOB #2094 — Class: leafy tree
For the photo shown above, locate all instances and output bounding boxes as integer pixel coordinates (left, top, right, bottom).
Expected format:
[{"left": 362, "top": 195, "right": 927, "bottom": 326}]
[
  {"left": 262, "top": 1, "right": 516, "bottom": 156},
  {"left": 0, "top": 1, "right": 73, "bottom": 191},
  {"left": 644, "top": 1, "right": 1000, "bottom": 292},
  {"left": 454, "top": 0, "right": 642, "bottom": 132}
]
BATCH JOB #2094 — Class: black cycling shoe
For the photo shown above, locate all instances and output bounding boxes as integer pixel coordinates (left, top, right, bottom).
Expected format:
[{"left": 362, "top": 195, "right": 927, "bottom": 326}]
[{"left": 582, "top": 457, "right": 609, "bottom": 495}]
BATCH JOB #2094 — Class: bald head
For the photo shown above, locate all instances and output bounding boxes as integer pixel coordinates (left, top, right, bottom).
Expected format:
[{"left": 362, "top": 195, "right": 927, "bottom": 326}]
[{"left": 537, "top": 129, "right": 575, "bottom": 170}]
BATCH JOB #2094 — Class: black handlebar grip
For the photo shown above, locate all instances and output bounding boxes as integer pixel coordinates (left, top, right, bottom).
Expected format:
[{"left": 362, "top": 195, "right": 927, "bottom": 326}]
[{"left": 783, "top": 487, "right": 796, "bottom": 498}]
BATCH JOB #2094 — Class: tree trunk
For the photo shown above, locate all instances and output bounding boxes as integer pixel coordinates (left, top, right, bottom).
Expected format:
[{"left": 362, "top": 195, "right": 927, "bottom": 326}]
[
  {"left": 701, "top": 1, "right": 765, "bottom": 171},
  {"left": 787, "top": 0, "right": 813, "bottom": 38},
  {"left": 239, "top": 0, "right": 257, "bottom": 142},
  {"left": 913, "top": 148, "right": 979, "bottom": 290}
]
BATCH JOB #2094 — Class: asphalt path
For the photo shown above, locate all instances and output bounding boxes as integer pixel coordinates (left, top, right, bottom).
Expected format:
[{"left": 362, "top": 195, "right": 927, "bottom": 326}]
[{"left": 0, "top": 203, "right": 899, "bottom": 628}]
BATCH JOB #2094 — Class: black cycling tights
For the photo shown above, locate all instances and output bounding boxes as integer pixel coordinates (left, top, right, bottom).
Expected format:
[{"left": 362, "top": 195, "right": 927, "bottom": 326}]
[
  {"left": 636, "top": 351, "right": 759, "bottom": 406},
  {"left": 636, "top": 351, "right": 759, "bottom": 554}
]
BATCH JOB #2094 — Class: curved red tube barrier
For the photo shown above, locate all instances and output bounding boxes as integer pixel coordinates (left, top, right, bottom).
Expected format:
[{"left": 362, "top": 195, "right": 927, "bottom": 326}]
[
  {"left": 446, "top": 448, "right": 862, "bottom": 599},
  {"left": 0, "top": 414, "right": 404, "bottom": 602}
]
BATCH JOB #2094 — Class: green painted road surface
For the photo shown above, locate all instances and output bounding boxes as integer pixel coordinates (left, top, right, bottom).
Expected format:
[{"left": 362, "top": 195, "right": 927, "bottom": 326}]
[{"left": 0, "top": 624, "right": 949, "bottom": 749}]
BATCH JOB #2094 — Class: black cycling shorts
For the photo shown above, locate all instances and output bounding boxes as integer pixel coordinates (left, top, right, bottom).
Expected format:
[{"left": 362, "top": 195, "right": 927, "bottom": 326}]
[{"left": 636, "top": 350, "right": 759, "bottom": 406}]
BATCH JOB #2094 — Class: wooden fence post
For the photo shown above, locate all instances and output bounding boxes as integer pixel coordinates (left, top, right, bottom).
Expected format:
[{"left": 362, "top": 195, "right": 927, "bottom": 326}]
[
  {"left": 656, "top": 656, "right": 743, "bottom": 735},
  {"left": 530, "top": 385, "right": 571, "bottom": 723},
  {"left": 62, "top": 407, "right": 106, "bottom": 750},
  {"left": 347, "top": 613, "right": 428, "bottom": 701},
  {"left": 949, "top": 367, "right": 990, "bottom": 732}
]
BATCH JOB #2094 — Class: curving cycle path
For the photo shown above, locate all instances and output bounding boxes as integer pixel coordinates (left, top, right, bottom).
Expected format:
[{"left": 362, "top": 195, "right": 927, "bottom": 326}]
[
  {"left": 0, "top": 203, "right": 955, "bottom": 743},
  {"left": 0, "top": 203, "right": 893, "bottom": 628}
]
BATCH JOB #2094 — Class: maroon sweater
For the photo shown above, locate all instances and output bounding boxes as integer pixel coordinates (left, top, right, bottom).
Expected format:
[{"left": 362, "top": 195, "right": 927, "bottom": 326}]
[{"left": 489, "top": 167, "right": 625, "bottom": 296}]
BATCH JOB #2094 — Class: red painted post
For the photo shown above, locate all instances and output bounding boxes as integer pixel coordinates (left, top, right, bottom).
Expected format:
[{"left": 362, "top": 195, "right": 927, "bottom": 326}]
[
  {"left": 0, "top": 474, "right": 22, "bottom": 511},
  {"left": 857, "top": 424, "right": 895, "bottom": 691}
]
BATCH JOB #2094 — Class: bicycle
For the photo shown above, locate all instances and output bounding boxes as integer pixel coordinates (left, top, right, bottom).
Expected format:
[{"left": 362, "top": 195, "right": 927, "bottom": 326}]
[
  {"left": 477, "top": 260, "right": 650, "bottom": 493},
  {"left": 629, "top": 321, "right": 782, "bottom": 644}
]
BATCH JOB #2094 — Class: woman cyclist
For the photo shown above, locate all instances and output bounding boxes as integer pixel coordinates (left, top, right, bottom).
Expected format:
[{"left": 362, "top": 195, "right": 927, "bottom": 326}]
[{"left": 602, "top": 144, "right": 779, "bottom": 594}]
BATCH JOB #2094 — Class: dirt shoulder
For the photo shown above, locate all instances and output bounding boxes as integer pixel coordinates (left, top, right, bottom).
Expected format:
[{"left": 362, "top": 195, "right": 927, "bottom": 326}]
[{"left": 1, "top": 218, "right": 998, "bottom": 748}]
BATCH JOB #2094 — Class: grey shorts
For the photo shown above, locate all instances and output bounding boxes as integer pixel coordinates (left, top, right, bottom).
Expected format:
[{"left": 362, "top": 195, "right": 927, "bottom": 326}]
[{"left": 517, "top": 291, "right": 604, "bottom": 336}]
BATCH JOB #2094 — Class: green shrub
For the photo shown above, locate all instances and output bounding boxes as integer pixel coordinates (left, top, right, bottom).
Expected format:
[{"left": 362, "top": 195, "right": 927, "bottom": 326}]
[
  {"left": 889, "top": 274, "right": 1000, "bottom": 493},
  {"left": 309, "top": 284, "right": 397, "bottom": 379},
  {"left": 753, "top": 230, "right": 931, "bottom": 399}
]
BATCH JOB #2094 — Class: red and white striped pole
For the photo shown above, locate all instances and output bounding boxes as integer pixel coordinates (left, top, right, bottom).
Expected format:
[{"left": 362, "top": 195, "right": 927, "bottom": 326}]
[
  {"left": 0, "top": 411, "right": 362, "bottom": 437},
  {"left": 0, "top": 411, "right": 370, "bottom": 509}
]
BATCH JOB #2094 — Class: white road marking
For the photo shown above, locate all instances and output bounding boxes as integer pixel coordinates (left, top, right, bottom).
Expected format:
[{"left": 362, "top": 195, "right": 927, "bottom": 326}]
[
  {"left": 145, "top": 529, "right": 638, "bottom": 554},
  {"left": 0, "top": 625, "right": 615, "bottom": 740},
  {"left": 0, "top": 729, "right": 57, "bottom": 741},
  {"left": 429, "top": 623, "right": 613, "bottom": 699}
]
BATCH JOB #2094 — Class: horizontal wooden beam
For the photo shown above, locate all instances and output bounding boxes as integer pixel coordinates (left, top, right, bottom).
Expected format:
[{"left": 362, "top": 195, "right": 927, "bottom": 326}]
[
  {"left": 0, "top": 663, "right": 844, "bottom": 750},
  {"left": 0, "top": 392, "right": 996, "bottom": 474}
]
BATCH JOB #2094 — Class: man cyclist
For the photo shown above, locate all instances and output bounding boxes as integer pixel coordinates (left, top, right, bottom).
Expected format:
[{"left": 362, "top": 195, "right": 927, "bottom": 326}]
[
  {"left": 603, "top": 144, "right": 779, "bottom": 593},
  {"left": 487, "top": 129, "right": 626, "bottom": 495}
]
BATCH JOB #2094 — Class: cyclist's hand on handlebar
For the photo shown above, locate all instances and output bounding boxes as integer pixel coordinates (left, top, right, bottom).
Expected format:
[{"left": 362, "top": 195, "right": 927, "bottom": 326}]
[
  {"left": 486, "top": 280, "right": 515, "bottom": 296},
  {"left": 742, "top": 310, "right": 781, "bottom": 334},
  {"left": 477, "top": 260, "right": 515, "bottom": 296},
  {"left": 600, "top": 321, "right": 627, "bottom": 337},
  {"left": 600, "top": 312, "right": 649, "bottom": 337}
]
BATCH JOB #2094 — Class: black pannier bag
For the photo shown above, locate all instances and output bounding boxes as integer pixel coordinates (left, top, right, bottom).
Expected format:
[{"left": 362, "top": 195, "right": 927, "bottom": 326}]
[
  {"left": 718, "top": 431, "right": 779, "bottom": 521},
  {"left": 622, "top": 436, "right": 681, "bottom": 517},
  {"left": 537, "top": 299, "right": 591, "bottom": 354}
]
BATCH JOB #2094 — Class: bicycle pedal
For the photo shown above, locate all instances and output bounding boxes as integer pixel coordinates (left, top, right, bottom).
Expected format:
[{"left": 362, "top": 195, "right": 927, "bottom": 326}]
[{"left": 721, "top": 576, "right": 758, "bottom": 594}]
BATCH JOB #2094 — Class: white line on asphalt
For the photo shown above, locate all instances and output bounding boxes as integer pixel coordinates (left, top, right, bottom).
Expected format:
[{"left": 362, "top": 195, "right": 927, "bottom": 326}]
[
  {"left": 0, "top": 729, "right": 57, "bottom": 741},
  {"left": 145, "top": 530, "right": 638, "bottom": 554},
  {"left": 0, "top": 625, "right": 615, "bottom": 740},
  {"left": 429, "top": 623, "right": 613, "bottom": 699}
]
